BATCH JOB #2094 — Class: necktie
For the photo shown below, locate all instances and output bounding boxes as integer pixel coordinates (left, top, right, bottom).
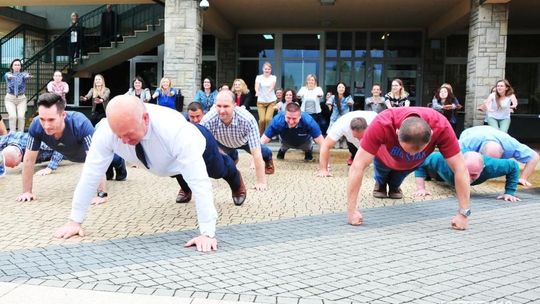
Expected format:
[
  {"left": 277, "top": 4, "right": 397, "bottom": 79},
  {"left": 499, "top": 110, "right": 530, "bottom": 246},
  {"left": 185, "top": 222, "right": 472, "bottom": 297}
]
[{"left": 135, "top": 143, "right": 149, "bottom": 169}]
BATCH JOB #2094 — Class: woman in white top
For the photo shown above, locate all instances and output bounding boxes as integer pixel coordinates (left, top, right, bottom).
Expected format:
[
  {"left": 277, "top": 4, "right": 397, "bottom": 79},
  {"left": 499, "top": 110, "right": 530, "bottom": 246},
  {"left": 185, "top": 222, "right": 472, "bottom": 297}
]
[
  {"left": 297, "top": 74, "right": 324, "bottom": 125},
  {"left": 254, "top": 62, "right": 277, "bottom": 135},
  {"left": 483, "top": 79, "right": 518, "bottom": 133},
  {"left": 125, "top": 76, "right": 151, "bottom": 103}
]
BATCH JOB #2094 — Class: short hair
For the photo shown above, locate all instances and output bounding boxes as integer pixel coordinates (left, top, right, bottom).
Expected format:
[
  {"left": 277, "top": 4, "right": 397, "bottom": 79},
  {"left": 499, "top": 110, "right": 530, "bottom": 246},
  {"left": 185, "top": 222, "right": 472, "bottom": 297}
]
[
  {"left": 350, "top": 117, "right": 368, "bottom": 131},
  {"left": 283, "top": 89, "right": 297, "bottom": 101},
  {"left": 37, "top": 93, "right": 66, "bottom": 112},
  {"left": 398, "top": 116, "right": 432, "bottom": 146},
  {"left": 372, "top": 83, "right": 381, "bottom": 90},
  {"left": 262, "top": 62, "right": 272, "bottom": 70},
  {"left": 285, "top": 102, "right": 301, "bottom": 113},
  {"left": 305, "top": 74, "right": 318, "bottom": 86},
  {"left": 132, "top": 76, "right": 146, "bottom": 89},
  {"left": 187, "top": 101, "right": 203, "bottom": 112}
]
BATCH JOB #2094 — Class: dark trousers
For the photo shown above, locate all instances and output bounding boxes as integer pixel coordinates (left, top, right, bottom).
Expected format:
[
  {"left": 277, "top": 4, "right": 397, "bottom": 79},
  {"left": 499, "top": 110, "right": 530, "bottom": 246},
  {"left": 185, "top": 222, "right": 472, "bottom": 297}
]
[
  {"left": 373, "top": 157, "right": 415, "bottom": 189},
  {"left": 175, "top": 124, "right": 241, "bottom": 193},
  {"left": 346, "top": 141, "right": 358, "bottom": 159},
  {"left": 219, "top": 143, "right": 273, "bottom": 163}
]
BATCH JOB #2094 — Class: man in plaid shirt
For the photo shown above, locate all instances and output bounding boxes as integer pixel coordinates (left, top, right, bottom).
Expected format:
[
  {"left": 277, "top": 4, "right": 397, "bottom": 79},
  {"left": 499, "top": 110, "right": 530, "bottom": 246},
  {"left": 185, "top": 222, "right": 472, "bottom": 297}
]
[
  {"left": 200, "top": 90, "right": 274, "bottom": 191},
  {"left": 1, "top": 131, "right": 64, "bottom": 175}
]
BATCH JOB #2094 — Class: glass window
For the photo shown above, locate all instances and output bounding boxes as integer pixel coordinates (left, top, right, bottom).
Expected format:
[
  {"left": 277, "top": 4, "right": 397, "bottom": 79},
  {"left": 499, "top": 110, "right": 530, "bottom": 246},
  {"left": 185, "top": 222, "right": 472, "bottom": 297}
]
[
  {"left": 202, "top": 61, "right": 216, "bottom": 87},
  {"left": 444, "top": 64, "right": 467, "bottom": 108},
  {"left": 202, "top": 35, "right": 216, "bottom": 56},
  {"left": 370, "top": 32, "right": 385, "bottom": 58},
  {"left": 237, "top": 60, "right": 259, "bottom": 105},
  {"left": 506, "top": 62, "right": 540, "bottom": 114},
  {"left": 352, "top": 61, "right": 366, "bottom": 97},
  {"left": 338, "top": 60, "right": 353, "bottom": 87},
  {"left": 354, "top": 32, "right": 367, "bottom": 58},
  {"left": 326, "top": 32, "right": 338, "bottom": 57},
  {"left": 446, "top": 35, "right": 468, "bottom": 57},
  {"left": 238, "top": 34, "right": 275, "bottom": 58},
  {"left": 324, "top": 60, "right": 338, "bottom": 91},
  {"left": 340, "top": 32, "right": 352, "bottom": 58},
  {"left": 282, "top": 60, "right": 319, "bottom": 92},
  {"left": 507, "top": 35, "right": 540, "bottom": 57},
  {"left": 283, "top": 34, "right": 321, "bottom": 58},
  {"left": 386, "top": 32, "right": 422, "bottom": 58}
]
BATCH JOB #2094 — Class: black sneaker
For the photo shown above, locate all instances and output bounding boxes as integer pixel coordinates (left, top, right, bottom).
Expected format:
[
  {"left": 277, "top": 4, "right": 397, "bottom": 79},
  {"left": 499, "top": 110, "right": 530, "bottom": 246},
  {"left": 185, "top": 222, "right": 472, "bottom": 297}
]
[
  {"left": 304, "top": 151, "right": 314, "bottom": 162},
  {"left": 277, "top": 149, "right": 285, "bottom": 160}
]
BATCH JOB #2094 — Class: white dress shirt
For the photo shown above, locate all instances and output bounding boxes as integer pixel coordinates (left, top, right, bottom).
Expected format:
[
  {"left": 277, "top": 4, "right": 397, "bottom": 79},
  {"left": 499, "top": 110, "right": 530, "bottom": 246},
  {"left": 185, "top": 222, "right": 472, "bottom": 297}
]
[{"left": 70, "top": 104, "right": 217, "bottom": 237}]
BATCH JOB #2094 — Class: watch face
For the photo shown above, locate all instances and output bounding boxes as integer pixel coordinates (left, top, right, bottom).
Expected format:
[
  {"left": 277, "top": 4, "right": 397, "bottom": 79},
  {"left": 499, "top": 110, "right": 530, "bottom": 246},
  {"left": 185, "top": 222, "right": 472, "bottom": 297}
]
[{"left": 460, "top": 209, "right": 471, "bottom": 217}]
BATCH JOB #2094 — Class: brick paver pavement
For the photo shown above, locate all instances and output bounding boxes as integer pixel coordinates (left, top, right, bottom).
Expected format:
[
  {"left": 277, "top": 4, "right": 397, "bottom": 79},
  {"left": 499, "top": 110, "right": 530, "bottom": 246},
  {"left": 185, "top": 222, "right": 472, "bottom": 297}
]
[{"left": 0, "top": 149, "right": 538, "bottom": 303}]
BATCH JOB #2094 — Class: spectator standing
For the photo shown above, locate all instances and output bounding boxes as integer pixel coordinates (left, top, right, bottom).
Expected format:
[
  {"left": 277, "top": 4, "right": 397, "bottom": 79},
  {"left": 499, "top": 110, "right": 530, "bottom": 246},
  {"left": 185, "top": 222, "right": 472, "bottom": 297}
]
[
  {"left": 254, "top": 62, "right": 277, "bottom": 135},
  {"left": 47, "top": 71, "right": 69, "bottom": 102},
  {"left": 384, "top": 78, "right": 410, "bottom": 108},
  {"left": 80, "top": 74, "right": 110, "bottom": 126},
  {"left": 232, "top": 78, "right": 252, "bottom": 109},
  {"left": 100, "top": 4, "right": 117, "bottom": 46},
  {"left": 68, "top": 12, "right": 84, "bottom": 63},
  {"left": 152, "top": 77, "right": 178, "bottom": 110},
  {"left": 297, "top": 74, "right": 324, "bottom": 127},
  {"left": 327, "top": 82, "right": 354, "bottom": 126},
  {"left": 4, "top": 59, "right": 31, "bottom": 132},
  {"left": 125, "top": 76, "right": 151, "bottom": 103},
  {"left": 194, "top": 77, "right": 217, "bottom": 112},
  {"left": 365, "top": 84, "right": 386, "bottom": 113},
  {"left": 483, "top": 79, "right": 518, "bottom": 133},
  {"left": 431, "top": 84, "right": 462, "bottom": 133}
]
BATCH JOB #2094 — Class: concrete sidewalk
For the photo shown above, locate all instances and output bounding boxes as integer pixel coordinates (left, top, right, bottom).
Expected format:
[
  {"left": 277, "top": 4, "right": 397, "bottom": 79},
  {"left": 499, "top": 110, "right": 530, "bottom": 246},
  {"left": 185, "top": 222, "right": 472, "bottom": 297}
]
[{"left": 0, "top": 150, "right": 539, "bottom": 303}]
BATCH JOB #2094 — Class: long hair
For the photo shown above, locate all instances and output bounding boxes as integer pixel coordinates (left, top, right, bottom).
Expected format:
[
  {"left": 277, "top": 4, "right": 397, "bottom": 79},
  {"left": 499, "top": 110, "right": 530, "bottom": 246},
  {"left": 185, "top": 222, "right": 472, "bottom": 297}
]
[
  {"left": 200, "top": 77, "right": 215, "bottom": 92},
  {"left": 334, "top": 82, "right": 350, "bottom": 115},
  {"left": 233, "top": 78, "right": 249, "bottom": 95},
  {"left": 495, "top": 79, "right": 515, "bottom": 109},
  {"left": 390, "top": 78, "right": 408, "bottom": 99},
  {"left": 436, "top": 86, "right": 456, "bottom": 106},
  {"left": 131, "top": 76, "right": 146, "bottom": 90},
  {"left": 92, "top": 74, "right": 107, "bottom": 98}
]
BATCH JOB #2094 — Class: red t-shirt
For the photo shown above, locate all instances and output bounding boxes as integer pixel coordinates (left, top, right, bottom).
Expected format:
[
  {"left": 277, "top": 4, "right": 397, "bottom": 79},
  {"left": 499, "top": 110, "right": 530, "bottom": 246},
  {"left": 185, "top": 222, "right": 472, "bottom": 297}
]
[{"left": 360, "top": 107, "right": 460, "bottom": 170}]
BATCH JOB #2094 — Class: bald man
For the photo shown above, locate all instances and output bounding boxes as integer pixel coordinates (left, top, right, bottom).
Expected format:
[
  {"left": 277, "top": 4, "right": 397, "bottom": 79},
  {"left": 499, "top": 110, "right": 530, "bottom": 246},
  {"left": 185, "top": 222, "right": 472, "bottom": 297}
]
[
  {"left": 54, "top": 95, "right": 244, "bottom": 252},
  {"left": 414, "top": 151, "right": 521, "bottom": 202},
  {"left": 0, "top": 131, "right": 64, "bottom": 175},
  {"left": 347, "top": 107, "right": 470, "bottom": 230},
  {"left": 459, "top": 125, "right": 539, "bottom": 187}
]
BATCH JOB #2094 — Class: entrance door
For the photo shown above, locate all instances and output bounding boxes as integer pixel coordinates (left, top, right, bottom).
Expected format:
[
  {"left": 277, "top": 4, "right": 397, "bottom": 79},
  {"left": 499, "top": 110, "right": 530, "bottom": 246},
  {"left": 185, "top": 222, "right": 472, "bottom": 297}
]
[{"left": 364, "top": 61, "right": 383, "bottom": 108}]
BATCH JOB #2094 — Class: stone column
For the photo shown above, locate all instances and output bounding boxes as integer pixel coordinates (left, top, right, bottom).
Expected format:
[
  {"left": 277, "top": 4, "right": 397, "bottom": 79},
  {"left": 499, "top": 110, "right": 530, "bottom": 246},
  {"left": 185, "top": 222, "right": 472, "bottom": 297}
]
[
  {"left": 464, "top": 0, "right": 509, "bottom": 128},
  {"left": 164, "top": 0, "right": 202, "bottom": 111}
]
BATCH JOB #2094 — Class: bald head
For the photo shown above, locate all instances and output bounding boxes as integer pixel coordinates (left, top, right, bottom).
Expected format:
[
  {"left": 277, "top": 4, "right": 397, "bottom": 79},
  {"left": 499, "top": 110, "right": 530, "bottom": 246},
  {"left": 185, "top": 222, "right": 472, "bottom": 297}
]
[
  {"left": 481, "top": 141, "right": 503, "bottom": 158},
  {"left": 2, "top": 146, "right": 22, "bottom": 168},
  {"left": 464, "top": 151, "right": 484, "bottom": 183},
  {"left": 106, "top": 95, "right": 149, "bottom": 145}
]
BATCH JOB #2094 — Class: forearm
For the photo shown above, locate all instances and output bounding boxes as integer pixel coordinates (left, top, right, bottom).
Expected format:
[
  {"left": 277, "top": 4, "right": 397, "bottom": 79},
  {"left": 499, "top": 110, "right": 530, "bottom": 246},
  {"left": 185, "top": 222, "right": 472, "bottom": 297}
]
[
  {"left": 520, "top": 154, "right": 539, "bottom": 180},
  {"left": 454, "top": 170, "right": 470, "bottom": 210},
  {"left": 260, "top": 134, "right": 271, "bottom": 145},
  {"left": 22, "top": 162, "right": 35, "bottom": 193},
  {"left": 347, "top": 166, "right": 365, "bottom": 212},
  {"left": 318, "top": 142, "right": 332, "bottom": 171},
  {"left": 255, "top": 156, "right": 267, "bottom": 184}
]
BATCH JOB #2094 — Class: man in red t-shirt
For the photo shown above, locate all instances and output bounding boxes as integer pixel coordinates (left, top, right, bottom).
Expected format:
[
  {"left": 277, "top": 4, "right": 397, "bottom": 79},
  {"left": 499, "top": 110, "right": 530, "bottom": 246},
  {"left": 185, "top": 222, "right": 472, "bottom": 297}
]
[{"left": 347, "top": 107, "right": 470, "bottom": 230}]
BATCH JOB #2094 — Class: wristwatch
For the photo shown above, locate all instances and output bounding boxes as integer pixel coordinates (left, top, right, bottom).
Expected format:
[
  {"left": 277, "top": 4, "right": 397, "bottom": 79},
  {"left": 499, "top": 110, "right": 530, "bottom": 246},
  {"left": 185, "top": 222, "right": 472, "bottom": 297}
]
[
  {"left": 458, "top": 208, "right": 471, "bottom": 217},
  {"left": 97, "top": 191, "right": 108, "bottom": 198}
]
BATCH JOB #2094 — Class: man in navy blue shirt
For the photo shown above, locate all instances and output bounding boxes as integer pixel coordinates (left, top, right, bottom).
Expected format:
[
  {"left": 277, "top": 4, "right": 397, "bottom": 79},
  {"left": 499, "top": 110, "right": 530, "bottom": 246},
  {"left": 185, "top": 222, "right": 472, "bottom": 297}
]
[
  {"left": 261, "top": 102, "right": 324, "bottom": 161},
  {"left": 16, "top": 93, "right": 123, "bottom": 204},
  {"left": 413, "top": 151, "right": 521, "bottom": 202}
]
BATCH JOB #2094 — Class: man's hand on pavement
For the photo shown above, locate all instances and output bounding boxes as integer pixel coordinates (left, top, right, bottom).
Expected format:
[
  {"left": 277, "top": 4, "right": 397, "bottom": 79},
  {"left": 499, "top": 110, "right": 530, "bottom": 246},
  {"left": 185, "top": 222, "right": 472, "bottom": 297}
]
[
  {"left": 35, "top": 168, "right": 53, "bottom": 176},
  {"left": 184, "top": 235, "right": 217, "bottom": 252},
  {"left": 91, "top": 196, "right": 107, "bottom": 205},
  {"left": 497, "top": 194, "right": 521, "bottom": 202},
  {"left": 54, "top": 220, "right": 85, "bottom": 239},
  {"left": 347, "top": 210, "right": 363, "bottom": 226},
  {"left": 451, "top": 214, "right": 468, "bottom": 230},
  {"left": 412, "top": 189, "right": 431, "bottom": 197},
  {"left": 16, "top": 192, "right": 35, "bottom": 202},
  {"left": 315, "top": 169, "right": 333, "bottom": 177}
]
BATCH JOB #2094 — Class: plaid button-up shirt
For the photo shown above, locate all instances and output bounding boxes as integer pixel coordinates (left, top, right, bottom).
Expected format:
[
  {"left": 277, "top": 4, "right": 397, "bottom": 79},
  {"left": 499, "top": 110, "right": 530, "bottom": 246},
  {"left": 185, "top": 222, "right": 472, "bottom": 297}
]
[
  {"left": 0, "top": 132, "right": 64, "bottom": 170},
  {"left": 200, "top": 107, "right": 261, "bottom": 149}
]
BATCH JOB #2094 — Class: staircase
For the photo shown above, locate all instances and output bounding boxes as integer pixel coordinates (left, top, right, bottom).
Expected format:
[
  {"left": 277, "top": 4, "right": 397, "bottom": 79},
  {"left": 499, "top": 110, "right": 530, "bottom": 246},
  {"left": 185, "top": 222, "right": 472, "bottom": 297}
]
[{"left": 0, "top": 3, "right": 164, "bottom": 120}]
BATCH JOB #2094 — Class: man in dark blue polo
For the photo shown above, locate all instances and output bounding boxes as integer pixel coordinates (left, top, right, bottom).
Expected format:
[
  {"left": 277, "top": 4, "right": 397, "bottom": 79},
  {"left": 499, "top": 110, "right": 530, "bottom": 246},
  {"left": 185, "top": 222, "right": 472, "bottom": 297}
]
[{"left": 261, "top": 102, "right": 324, "bottom": 161}]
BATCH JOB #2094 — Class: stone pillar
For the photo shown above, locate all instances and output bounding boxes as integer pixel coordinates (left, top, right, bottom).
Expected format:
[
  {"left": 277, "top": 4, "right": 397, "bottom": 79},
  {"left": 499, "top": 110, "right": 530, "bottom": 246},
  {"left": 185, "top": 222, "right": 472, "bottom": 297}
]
[
  {"left": 164, "top": 0, "right": 202, "bottom": 111},
  {"left": 464, "top": 0, "right": 509, "bottom": 128},
  {"left": 217, "top": 38, "right": 236, "bottom": 86}
]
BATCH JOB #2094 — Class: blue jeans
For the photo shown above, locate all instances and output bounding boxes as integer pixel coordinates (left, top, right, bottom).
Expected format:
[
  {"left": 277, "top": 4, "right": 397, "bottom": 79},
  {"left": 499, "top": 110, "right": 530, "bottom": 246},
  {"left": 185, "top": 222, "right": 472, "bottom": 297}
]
[
  {"left": 219, "top": 143, "right": 273, "bottom": 163},
  {"left": 175, "top": 124, "right": 241, "bottom": 193},
  {"left": 373, "top": 157, "right": 415, "bottom": 190}
]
